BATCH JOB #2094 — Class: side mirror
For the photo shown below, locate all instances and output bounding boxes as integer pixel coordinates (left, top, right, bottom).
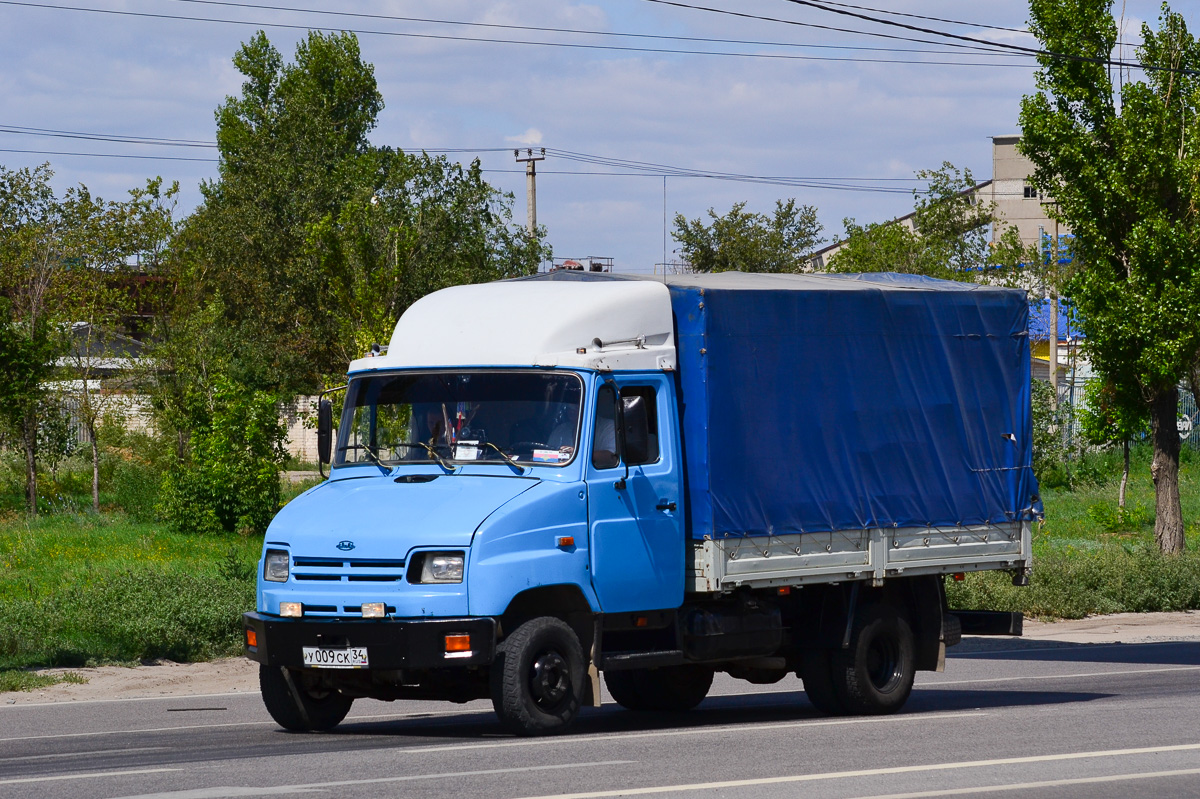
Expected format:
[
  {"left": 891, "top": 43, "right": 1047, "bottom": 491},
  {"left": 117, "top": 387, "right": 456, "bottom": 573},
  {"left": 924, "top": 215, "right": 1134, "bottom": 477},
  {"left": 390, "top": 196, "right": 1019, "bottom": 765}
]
[
  {"left": 317, "top": 399, "right": 333, "bottom": 466},
  {"left": 621, "top": 395, "right": 651, "bottom": 464}
]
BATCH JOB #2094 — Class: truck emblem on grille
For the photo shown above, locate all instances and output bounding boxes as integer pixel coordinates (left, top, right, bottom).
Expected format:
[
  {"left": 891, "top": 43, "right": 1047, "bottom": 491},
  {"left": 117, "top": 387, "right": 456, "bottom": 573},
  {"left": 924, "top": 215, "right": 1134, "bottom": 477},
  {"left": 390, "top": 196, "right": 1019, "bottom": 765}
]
[{"left": 336, "top": 540, "right": 356, "bottom": 551}]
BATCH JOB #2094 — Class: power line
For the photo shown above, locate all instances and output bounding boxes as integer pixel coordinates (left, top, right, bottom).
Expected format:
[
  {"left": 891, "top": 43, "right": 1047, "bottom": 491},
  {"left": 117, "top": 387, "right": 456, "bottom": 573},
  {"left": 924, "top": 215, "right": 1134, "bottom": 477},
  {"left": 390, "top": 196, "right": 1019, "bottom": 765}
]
[
  {"left": 161, "top": 0, "right": 1020, "bottom": 58},
  {"left": 641, "top": 0, "right": 1018, "bottom": 55},
  {"left": 776, "top": 0, "right": 1190, "bottom": 75},
  {"left": 0, "top": 0, "right": 1035, "bottom": 67},
  {"left": 818, "top": 1, "right": 1031, "bottom": 35}
]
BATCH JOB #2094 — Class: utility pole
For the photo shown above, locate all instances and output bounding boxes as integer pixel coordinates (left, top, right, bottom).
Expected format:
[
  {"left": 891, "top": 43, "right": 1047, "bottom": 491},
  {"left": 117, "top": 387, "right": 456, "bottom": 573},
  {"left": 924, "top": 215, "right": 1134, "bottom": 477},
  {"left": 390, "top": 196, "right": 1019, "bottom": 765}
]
[{"left": 514, "top": 148, "right": 545, "bottom": 236}]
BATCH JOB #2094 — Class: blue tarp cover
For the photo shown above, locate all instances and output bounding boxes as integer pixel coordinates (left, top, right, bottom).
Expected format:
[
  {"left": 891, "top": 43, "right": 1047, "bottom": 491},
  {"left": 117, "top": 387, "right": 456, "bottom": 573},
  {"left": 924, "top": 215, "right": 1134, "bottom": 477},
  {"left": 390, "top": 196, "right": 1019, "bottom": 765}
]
[{"left": 665, "top": 272, "right": 1039, "bottom": 539}]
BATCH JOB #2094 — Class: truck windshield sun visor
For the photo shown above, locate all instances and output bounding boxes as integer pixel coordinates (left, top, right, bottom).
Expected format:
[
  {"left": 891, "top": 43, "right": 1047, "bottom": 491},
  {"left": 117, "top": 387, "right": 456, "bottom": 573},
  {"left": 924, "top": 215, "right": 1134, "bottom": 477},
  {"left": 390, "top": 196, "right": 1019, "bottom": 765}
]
[{"left": 333, "top": 370, "right": 584, "bottom": 470}]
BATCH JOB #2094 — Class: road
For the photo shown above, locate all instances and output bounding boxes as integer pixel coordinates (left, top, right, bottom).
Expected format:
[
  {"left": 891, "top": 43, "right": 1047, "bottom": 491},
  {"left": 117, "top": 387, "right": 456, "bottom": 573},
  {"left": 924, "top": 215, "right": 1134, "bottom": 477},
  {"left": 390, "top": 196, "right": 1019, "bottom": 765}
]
[{"left": 2, "top": 637, "right": 1198, "bottom": 799}]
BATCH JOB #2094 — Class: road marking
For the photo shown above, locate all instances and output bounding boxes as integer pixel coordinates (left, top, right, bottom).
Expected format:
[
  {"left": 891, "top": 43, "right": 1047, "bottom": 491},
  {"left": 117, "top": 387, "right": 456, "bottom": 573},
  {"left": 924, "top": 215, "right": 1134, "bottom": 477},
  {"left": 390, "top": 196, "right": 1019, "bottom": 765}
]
[
  {"left": 0, "top": 691, "right": 256, "bottom": 708},
  {"left": 509, "top": 742, "right": 1200, "bottom": 799},
  {"left": 393, "top": 711, "right": 986, "bottom": 756},
  {"left": 0, "top": 768, "right": 179, "bottom": 786},
  {"left": 920, "top": 664, "right": 1200, "bottom": 686},
  {"left": 849, "top": 767, "right": 1200, "bottom": 798},
  {"left": 107, "top": 761, "right": 636, "bottom": 798},
  {"left": 0, "top": 746, "right": 168, "bottom": 763}
]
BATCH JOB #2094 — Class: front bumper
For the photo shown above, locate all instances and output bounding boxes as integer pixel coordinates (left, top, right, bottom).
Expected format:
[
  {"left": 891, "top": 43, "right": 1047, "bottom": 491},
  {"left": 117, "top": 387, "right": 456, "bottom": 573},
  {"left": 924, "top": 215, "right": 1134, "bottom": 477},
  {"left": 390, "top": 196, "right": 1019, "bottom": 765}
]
[{"left": 243, "top": 612, "right": 496, "bottom": 670}]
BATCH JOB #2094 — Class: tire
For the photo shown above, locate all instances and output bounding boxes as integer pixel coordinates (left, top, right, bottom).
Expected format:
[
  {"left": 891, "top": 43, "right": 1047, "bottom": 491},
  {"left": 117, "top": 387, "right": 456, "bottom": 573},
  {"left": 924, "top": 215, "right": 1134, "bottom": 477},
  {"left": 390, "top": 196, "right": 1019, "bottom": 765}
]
[
  {"left": 603, "top": 665, "right": 713, "bottom": 712},
  {"left": 829, "top": 605, "right": 915, "bottom": 715},
  {"left": 603, "top": 669, "right": 652, "bottom": 710},
  {"left": 259, "top": 665, "right": 353, "bottom": 732},
  {"left": 490, "top": 617, "right": 586, "bottom": 736},
  {"left": 798, "top": 647, "right": 844, "bottom": 715}
]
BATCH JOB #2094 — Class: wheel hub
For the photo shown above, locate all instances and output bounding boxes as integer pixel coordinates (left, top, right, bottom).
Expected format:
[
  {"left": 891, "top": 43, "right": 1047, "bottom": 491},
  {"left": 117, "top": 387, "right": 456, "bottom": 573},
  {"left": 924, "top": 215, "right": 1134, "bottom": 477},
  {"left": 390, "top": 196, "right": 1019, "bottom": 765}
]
[{"left": 530, "top": 650, "right": 570, "bottom": 708}]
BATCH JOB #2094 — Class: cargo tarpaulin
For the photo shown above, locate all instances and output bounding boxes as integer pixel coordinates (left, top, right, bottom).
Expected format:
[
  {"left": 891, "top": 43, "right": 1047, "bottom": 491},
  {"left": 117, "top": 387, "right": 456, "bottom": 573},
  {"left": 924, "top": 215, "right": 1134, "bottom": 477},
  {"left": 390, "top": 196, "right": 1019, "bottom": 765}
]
[{"left": 666, "top": 272, "right": 1040, "bottom": 539}]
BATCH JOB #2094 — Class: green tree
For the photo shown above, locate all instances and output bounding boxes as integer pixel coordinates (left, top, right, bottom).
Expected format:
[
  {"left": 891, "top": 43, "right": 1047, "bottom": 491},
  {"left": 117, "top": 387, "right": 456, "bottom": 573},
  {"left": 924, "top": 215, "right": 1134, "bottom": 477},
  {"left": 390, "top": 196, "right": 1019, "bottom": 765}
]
[
  {"left": 0, "top": 164, "right": 78, "bottom": 513},
  {"left": 673, "top": 199, "right": 823, "bottom": 273},
  {"left": 1078, "top": 378, "right": 1150, "bottom": 507},
  {"left": 827, "top": 163, "right": 1035, "bottom": 281},
  {"left": 1018, "top": 1, "right": 1200, "bottom": 553}
]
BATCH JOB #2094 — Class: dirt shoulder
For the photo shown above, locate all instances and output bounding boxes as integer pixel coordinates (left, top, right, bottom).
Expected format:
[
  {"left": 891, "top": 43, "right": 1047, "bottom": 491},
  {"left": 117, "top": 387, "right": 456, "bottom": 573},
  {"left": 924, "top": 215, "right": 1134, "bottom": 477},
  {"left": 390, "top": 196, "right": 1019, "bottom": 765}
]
[{"left": 4, "top": 611, "right": 1198, "bottom": 706}]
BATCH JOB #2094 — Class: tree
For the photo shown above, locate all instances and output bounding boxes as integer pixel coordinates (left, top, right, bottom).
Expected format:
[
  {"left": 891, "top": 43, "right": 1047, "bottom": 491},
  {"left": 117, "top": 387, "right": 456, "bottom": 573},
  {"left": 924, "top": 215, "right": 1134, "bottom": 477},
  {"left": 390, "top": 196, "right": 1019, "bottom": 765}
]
[
  {"left": 0, "top": 164, "right": 77, "bottom": 513},
  {"left": 673, "top": 199, "right": 822, "bottom": 273},
  {"left": 59, "top": 179, "right": 177, "bottom": 511},
  {"left": 827, "top": 162, "right": 1035, "bottom": 281},
  {"left": 1019, "top": 1, "right": 1200, "bottom": 553},
  {"left": 1078, "top": 378, "right": 1149, "bottom": 507},
  {"left": 305, "top": 151, "right": 548, "bottom": 369}
]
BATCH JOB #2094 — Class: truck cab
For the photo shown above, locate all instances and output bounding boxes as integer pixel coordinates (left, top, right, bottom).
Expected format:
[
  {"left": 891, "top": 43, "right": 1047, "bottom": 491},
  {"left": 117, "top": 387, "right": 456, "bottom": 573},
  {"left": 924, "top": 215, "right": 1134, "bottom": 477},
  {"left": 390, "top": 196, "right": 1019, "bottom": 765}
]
[{"left": 245, "top": 279, "right": 690, "bottom": 734}]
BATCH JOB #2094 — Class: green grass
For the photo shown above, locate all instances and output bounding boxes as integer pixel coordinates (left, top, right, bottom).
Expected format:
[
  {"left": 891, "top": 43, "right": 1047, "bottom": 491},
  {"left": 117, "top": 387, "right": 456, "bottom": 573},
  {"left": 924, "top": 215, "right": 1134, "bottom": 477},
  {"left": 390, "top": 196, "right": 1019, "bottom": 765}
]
[
  {"left": 0, "top": 669, "right": 87, "bottom": 693},
  {"left": 0, "top": 511, "right": 260, "bottom": 672}
]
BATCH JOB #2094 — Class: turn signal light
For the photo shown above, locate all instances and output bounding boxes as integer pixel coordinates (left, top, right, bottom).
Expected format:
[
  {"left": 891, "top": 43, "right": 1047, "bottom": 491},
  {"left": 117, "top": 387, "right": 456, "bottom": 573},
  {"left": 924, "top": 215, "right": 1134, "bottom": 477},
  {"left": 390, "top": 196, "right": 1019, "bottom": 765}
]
[
  {"left": 557, "top": 536, "right": 575, "bottom": 547},
  {"left": 953, "top": 573, "right": 965, "bottom": 582},
  {"left": 246, "top": 629, "right": 257, "bottom": 647},
  {"left": 445, "top": 634, "right": 471, "bottom": 654}
]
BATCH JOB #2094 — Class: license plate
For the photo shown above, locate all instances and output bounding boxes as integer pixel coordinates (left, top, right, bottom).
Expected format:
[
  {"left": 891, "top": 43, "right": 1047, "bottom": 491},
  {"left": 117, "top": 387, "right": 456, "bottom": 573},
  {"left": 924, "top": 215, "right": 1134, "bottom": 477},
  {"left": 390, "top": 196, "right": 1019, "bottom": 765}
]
[{"left": 301, "top": 646, "right": 369, "bottom": 669}]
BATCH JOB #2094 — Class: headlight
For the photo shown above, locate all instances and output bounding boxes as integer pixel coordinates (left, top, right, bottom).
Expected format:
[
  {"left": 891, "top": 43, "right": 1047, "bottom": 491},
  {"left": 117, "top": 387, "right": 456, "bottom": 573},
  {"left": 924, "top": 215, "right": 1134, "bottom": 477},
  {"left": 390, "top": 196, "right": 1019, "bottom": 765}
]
[
  {"left": 415, "top": 552, "right": 465, "bottom": 583},
  {"left": 264, "top": 549, "right": 290, "bottom": 582}
]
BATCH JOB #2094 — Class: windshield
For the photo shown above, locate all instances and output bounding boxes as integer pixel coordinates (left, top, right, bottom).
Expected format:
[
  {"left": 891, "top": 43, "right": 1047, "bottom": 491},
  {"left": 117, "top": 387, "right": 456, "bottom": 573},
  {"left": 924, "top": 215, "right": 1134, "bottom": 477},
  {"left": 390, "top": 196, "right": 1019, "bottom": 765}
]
[{"left": 334, "top": 371, "right": 583, "bottom": 469}]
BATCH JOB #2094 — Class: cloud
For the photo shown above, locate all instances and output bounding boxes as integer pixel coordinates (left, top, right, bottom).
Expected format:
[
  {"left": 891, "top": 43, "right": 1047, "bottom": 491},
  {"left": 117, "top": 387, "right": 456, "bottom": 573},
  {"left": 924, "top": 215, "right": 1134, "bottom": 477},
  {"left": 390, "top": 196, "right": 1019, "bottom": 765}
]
[{"left": 506, "top": 128, "right": 544, "bottom": 145}]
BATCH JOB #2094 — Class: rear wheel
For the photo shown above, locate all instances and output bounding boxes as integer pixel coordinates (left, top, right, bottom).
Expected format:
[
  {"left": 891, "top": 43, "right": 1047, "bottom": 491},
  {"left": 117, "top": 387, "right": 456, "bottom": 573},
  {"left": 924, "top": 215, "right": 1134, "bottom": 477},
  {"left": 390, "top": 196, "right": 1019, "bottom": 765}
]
[
  {"left": 830, "top": 605, "right": 915, "bottom": 715},
  {"left": 491, "top": 617, "right": 586, "bottom": 736},
  {"left": 259, "top": 665, "right": 353, "bottom": 732}
]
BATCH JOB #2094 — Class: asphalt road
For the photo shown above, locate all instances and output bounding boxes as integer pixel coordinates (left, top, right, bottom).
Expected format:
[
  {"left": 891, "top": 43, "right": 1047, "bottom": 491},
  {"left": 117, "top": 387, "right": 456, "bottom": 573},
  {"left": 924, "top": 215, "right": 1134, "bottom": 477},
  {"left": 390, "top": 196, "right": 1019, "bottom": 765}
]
[{"left": 2, "top": 637, "right": 1198, "bottom": 799}]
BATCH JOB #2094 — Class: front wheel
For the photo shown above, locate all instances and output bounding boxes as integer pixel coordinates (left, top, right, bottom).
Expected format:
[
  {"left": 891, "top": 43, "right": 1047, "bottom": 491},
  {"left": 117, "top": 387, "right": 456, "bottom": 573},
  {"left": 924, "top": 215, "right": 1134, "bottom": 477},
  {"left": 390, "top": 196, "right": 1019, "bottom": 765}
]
[
  {"left": 829, "top": 605, "right": 915, "bottom": 714},
  {"left": 490, "top": 617, "right": 586, "bottom": 736},
  {"left": 259, "top": 665, "right": 353, "bottom": 732}
]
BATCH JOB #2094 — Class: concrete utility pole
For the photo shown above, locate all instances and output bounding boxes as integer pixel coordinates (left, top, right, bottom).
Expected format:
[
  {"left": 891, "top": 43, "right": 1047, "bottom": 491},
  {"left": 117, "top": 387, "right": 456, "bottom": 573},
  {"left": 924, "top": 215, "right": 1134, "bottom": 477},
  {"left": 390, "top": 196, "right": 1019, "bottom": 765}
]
[{"left": 514, "top": 148, "right": 546, "bottom": 236}]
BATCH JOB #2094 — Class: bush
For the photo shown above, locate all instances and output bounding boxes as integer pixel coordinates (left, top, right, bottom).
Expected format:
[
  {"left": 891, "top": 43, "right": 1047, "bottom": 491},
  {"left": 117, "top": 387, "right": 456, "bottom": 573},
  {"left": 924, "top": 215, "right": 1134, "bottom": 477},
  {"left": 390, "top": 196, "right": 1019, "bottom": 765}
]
[
  {"left": 0, "top": 566, "right": 255, "bottom": 669},
  {"left": 947, "top": 547, "right": 1200, "bottom": 619},
  {"left": 159, "top": 379, "right": 286, "bottom": 535},
  {"left": 111, "top": 459, "right": 162, "bottom": 521}
]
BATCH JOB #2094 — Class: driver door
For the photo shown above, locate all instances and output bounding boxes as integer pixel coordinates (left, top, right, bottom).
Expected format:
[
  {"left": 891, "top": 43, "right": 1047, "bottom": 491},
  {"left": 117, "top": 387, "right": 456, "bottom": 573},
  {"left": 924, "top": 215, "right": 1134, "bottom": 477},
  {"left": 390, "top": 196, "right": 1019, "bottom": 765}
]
[{"left": 586, "top": 375, "right": 684, "bottom": 613}]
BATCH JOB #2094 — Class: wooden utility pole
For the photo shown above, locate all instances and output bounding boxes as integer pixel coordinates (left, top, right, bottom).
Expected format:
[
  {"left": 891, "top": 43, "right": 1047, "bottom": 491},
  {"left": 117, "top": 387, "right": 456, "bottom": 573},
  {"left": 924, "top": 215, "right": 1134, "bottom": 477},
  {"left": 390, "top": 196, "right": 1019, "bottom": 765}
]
[{"left": 514, "top": 148, "right": 546, "bottom": 236}]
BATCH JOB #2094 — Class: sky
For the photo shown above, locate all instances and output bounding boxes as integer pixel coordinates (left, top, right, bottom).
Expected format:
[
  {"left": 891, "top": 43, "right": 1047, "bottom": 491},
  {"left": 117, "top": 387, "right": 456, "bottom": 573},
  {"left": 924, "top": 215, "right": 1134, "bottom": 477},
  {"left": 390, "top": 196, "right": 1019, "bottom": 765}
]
[{"left": 0, "top": 0, "right": 1170, "bottom": 274}]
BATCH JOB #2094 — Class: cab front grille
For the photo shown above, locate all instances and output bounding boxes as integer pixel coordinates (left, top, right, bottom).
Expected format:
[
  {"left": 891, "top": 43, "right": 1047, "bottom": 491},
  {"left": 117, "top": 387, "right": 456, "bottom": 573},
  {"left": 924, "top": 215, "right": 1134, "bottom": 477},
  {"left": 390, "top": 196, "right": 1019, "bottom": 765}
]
[{"left": 291, "top": 556, "right": 406, "bottom": 583}]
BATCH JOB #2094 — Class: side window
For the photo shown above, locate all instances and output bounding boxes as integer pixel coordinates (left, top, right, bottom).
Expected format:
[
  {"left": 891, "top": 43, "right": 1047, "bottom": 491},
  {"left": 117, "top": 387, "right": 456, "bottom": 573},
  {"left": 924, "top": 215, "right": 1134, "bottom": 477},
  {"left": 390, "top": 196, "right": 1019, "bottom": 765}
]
[
  {"left": 620, "top": 386, "right": 659, "bottom": 465},
  {"left": 592, "top": 383, "right": 619, "bottom": 469}
]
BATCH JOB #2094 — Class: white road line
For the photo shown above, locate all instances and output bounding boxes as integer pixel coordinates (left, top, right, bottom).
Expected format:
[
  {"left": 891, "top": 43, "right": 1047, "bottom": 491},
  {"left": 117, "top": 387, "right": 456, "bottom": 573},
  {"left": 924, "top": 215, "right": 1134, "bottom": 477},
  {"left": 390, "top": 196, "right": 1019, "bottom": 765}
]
[
  {"left": 0, "top": 746, "right": 168, "bottom": 763},
  {"left": 108, "top": 761, "right": 636, "bottom": 799},
  {"left": 848, "top": 767, "right": 1200, "bottom": 798},
  {"left": 510, "top": 742, "right": 1200, "bottom": 799},
  {"left": 0, "top": 768, "right": 179, "bottom": 786},
  {"left": 919, "top": 664, "right": 1200, "bottom": 686}
]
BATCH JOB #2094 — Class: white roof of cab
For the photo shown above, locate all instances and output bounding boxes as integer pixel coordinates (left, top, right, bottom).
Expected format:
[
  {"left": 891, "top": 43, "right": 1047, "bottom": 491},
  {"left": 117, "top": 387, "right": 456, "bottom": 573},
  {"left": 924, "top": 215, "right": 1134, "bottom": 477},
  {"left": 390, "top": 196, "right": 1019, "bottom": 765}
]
[{"left": 349, "top": 278, "right": 676, "bottom": 373}]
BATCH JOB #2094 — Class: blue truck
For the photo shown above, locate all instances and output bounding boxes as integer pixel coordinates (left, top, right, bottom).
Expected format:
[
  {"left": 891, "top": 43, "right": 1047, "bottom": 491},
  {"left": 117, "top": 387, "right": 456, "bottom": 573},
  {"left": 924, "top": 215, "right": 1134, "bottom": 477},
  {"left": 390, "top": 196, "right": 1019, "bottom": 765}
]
[{"left": 243, "top": 271, "right": 1039, "bottom": 736}]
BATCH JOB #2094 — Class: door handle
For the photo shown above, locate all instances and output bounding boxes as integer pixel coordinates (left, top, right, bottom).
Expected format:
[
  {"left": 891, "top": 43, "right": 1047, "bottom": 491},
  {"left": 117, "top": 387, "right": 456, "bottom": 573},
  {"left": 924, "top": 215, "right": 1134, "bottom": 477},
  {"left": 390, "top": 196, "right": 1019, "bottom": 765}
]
[{"left": 656, "top": 501, "right": 677, "bottom": 512}]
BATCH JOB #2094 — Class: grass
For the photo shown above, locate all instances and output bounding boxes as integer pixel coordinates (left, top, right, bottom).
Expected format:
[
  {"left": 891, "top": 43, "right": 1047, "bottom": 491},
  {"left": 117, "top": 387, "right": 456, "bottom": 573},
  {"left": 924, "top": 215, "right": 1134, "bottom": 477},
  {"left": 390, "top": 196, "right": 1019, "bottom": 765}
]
[
  {"left": 0, "top": 510, "right": 261, "bottom": 674},
  {"left": 0, "top": 669, "right": 87, "bottom": 693}
]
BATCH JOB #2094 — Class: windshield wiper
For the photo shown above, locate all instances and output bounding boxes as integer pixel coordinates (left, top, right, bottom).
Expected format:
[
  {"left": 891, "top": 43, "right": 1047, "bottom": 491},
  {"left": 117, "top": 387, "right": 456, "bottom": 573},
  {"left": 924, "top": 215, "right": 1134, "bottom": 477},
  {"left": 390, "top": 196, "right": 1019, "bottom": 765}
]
[
  {"left": 479, "top": 441, "right": 529, "bottom": 475},
  {"left": 393, "top": 442, "right": 456, "bottom": 473},
  {"left": 338, "top": 443, "right": 388, "bottom": 472}
]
